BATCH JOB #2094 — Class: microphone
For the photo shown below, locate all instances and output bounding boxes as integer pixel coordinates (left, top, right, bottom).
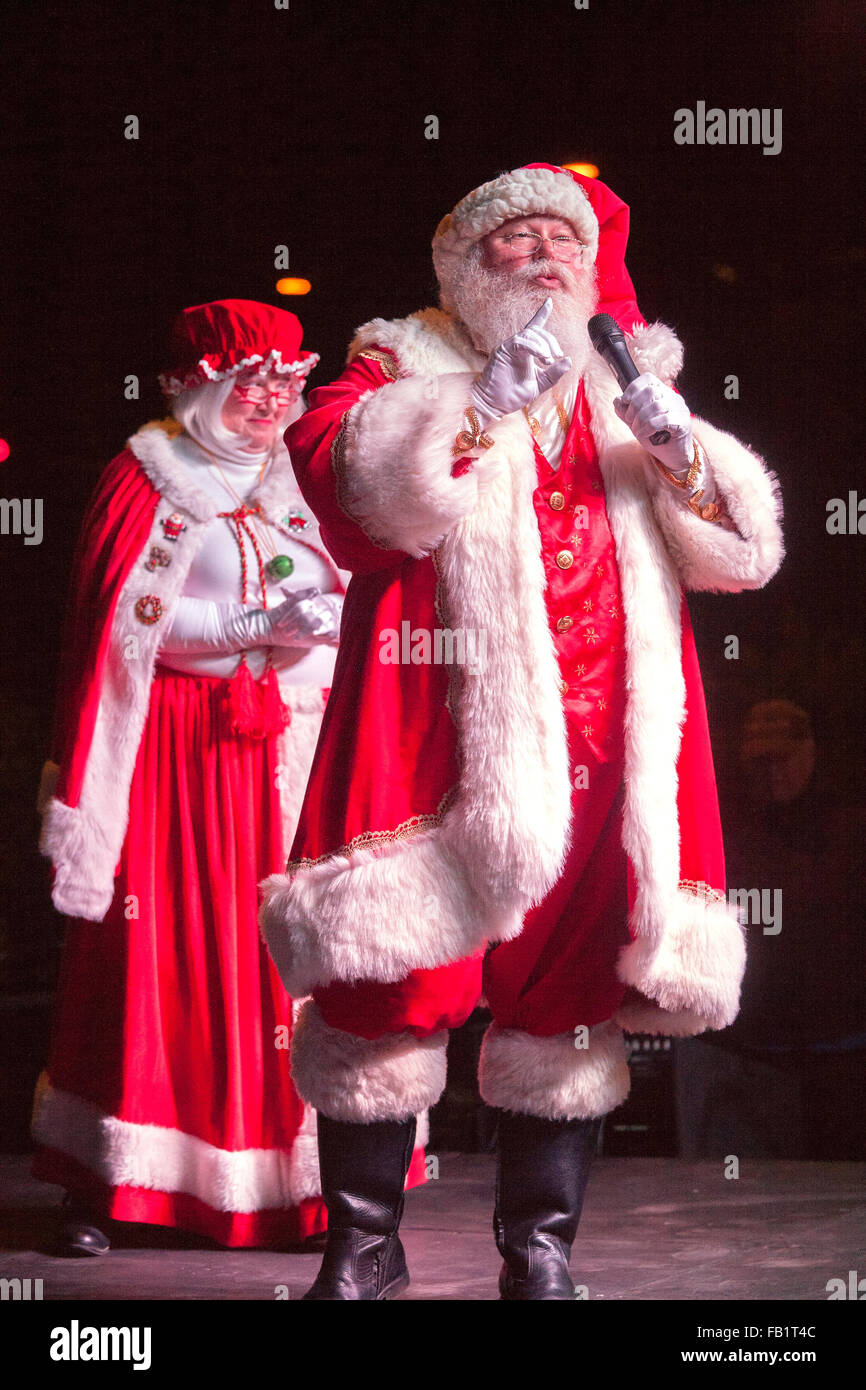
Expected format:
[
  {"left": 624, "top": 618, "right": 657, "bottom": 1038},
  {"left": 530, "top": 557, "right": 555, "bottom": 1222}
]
[{"left": 587, "top": 313, "right": 670, "bottom": 446}]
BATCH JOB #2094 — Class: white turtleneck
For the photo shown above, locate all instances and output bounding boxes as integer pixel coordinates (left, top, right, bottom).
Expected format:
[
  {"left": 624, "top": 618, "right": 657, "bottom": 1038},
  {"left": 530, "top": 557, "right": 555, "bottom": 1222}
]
[{"left": 157, "top": 434, "right": 340, "bottom": 685}]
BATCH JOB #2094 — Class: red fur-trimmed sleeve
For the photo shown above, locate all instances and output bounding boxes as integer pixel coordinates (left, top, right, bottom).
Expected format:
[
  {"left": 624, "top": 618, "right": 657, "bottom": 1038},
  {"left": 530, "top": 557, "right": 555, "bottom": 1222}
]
[
  {"left": 286, "top": 354, "right": 411, "bottom": 573},
  {"left": 287, "top": 348, "right": 492, "bottom": 565}
]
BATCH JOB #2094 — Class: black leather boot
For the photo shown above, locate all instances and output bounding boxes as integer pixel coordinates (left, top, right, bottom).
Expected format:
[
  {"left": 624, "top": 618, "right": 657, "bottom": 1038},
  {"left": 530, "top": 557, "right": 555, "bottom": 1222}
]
[
  {"left": 56, "top": 1191, "right": 111, "bottom": 1257},
  {"left": 301, "top": 1113, "right": 416, "bottom": 1300},
  {"left": 494, "top": 1110, "right": 601, "bottom": 1300}
]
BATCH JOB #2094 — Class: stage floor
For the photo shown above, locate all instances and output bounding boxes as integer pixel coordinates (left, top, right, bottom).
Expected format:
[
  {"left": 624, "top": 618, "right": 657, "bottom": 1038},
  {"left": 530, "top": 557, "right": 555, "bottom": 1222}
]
[{"left": 1, "top": 1152, "right": 863, "bottom": 1301}]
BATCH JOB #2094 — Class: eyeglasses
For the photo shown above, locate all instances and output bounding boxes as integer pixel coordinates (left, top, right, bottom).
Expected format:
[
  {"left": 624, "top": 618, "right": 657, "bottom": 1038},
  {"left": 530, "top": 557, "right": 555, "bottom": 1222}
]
[
  {"left": 494, "top": 232, "right": 587, "bottom": 261},
  {"left": 232, "top": 380, "right": 300, "bottom": 407}
]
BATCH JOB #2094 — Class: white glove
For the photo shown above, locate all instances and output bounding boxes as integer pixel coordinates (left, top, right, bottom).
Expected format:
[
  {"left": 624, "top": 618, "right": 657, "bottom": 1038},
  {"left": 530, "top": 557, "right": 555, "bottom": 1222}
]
[
  {"left": 613, "top": 372, "right": 721, "bottom": 506},
  {"left": 271, "top": 587, "right": 343, "bottom": 645},
  {"left": 613, "top": 372, "right": 694, "bottom": 473},
  {"left": 471, "top": 298, "right": 572, "bottom": 427},
  {"left": 159, "top": 588, "right": 342, "bottom": 656}
]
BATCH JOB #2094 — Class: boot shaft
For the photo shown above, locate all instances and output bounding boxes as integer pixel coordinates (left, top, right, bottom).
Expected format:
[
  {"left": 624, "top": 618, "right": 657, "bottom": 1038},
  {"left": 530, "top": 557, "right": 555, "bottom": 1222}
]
[
  {"left": 317, "top": 1113, "right": 417, "bottom": 1236},
  {"left": 494, "top": 1111, "right": 601, "bottom": 1288}
]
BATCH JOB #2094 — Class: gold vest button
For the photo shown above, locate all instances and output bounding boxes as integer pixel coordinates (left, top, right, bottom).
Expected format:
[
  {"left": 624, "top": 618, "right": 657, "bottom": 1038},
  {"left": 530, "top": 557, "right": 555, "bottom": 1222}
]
[
  {"left": 558, "top": 678, "right": 569, "bottom": 695},
  {"left": 556, "top": 616, "right": 574, "bottom": 632},
  {"left": 555, "top": 549, "right": 574, "bottom": 569},
  {"left": 549, "top": 491, "right": 566, "bottom": 510}
]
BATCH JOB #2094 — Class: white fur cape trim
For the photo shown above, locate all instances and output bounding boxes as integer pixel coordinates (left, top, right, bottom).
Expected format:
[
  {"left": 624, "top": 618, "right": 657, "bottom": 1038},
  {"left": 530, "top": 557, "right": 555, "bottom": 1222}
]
[
  {"left": 289, "top": 1001, "right": 448, "bottom": 1122},
  {"left": 260, "top": 311, "right": 782, "bottom": 1033},
  {"left": 478, "top": 1020, "right": 631, "bottom": 1120},
  {"left": 432, "top": 167, "right": 599, "bottom": 312},
  {"left": 31, "top": 1073, "right": 322, "bottom": 1210},
  {"left": 39, "top": 425, "right": 340, "bottom": 922}
]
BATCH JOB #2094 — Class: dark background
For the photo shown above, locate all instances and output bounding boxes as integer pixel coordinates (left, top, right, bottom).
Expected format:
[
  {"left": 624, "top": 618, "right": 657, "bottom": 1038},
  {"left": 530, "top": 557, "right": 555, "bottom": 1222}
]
[{"left": 1, "top": 0, "right": 863, "bottom": 1148}]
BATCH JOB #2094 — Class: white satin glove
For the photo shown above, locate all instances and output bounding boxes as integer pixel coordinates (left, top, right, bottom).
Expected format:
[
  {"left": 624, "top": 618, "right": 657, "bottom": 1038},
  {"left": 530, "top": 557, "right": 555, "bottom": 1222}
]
[
  {"left": 613, "top": 372, "right": 720, "bottom": 505},
  {"left": 272, "top": 587, "right": 343, "bottom": 645},
  {"left": 159, "top": 588, "right": 342, "bottom": 656},
  {"left": 613, "top": 372, "right": 695, "bottom": 472},
  {"left": 471, "top": 298, "right": 572, "bottom": 428}
]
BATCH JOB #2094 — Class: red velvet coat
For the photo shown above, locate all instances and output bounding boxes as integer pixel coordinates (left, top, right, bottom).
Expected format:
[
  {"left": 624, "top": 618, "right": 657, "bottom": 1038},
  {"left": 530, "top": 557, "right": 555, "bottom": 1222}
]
[{"left": 259, "top": 311, "right": 784, "bottom": 1038}]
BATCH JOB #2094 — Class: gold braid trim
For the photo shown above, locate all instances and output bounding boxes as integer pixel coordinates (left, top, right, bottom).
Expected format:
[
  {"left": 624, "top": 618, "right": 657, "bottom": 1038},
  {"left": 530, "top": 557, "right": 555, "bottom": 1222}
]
[
  {"left": 356, "top": 347, "right": 402, "bottom": 382},
  {"left": 655, "top": 440, "right": 727, "bottom": 524},
  {"left": 679, "top": 879, "right": 727, "bottom": 906},
  {"left": 329, "top": 406, "right": 396, "bottom": 552},
  {"left": 652, "top": 439, "right": 703, "bottom": 491},
  {"left": 432, "top": 544, "right": 461, "bottom": 733},
  {"left": 286, "top": 787, "right": 457, "bottom": 873}
]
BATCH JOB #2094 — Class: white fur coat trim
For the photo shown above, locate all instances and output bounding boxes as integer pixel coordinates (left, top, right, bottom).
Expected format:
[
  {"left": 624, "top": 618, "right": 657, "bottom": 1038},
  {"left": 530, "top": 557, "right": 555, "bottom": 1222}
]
[
  {"left": 32, "top": 1073, "right": 322, "bottom": 1209},
  {"left": 39, "top": 426, "right": 338, "bottom": 922},
  {"left": 615, "top": 887, "right": 746, "bottom": 1033},
  {"left": 259, "top": 311, "right": 782, "bottom": 1034},
  {"left": 478, "top": 1020, "right": 631, "bottom": 1120},
  {"left": 290, "top": 1001, "right": 448, "bottom": 1122},
  {"left": 260, "top": 325, "right": 574, "bottom": 994}
]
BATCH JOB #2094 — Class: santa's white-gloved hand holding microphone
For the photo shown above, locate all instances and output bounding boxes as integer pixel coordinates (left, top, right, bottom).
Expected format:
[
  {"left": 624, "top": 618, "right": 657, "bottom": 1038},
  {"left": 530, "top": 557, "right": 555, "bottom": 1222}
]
[
  {"left": 159, "top": 587, "right": 342, "bottom": 656},
  {"left": 470, "top": 298, "right": 572, "bottom": 427},
  {"left": 613, "top": 372, "right": 718, "bottom": 504}
]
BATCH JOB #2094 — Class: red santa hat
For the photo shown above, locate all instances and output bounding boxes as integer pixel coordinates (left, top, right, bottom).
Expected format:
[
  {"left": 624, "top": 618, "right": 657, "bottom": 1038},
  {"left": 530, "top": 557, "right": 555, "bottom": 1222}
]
[
  {"left": 158, "top": 298, "right": 319, "bottom": 397},
  {"left": 432, "top": 162, "right": 644, "bottom": 333}
]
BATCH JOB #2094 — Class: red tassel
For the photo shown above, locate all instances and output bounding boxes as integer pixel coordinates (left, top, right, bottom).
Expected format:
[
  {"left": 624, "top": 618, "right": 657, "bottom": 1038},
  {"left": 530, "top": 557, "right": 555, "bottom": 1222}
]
[
  {"left": 260, "top": 666, "right": 292, "bottom": 736},
  {"left": 225, "top": 659, "right": 291, "bottom": 739},
  {"left": 226, "top": 659, "right": 264, "bottom": 737}
]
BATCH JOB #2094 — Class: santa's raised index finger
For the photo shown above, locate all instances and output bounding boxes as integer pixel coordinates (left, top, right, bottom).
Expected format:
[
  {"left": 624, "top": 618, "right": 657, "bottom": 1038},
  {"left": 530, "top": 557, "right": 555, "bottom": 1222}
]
[{"left": 522, "top": 298, "right": 553, "bottom": 332}]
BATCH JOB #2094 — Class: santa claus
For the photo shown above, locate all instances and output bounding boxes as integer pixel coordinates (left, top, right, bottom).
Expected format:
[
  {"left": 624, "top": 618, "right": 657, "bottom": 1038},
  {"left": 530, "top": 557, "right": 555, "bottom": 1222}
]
[
  {"left": 259, "top": 166, "right": 784, "bottom": 1299},
  {"left": 34, "top": 300, "right": 430, "bottom": 1254}
]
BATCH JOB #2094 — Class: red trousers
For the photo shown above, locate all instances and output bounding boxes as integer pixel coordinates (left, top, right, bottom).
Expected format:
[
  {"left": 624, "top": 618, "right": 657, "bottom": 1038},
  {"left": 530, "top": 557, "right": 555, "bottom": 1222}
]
[{"left": 314, "top": 722, "right": 631, "bottom": 1043}]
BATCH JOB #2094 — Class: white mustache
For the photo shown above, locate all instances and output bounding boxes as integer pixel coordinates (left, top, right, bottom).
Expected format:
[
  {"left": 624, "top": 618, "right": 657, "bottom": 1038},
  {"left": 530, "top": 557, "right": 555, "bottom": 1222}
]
[{"left": 504, "top": 260, "right": 579, "bottom": 290}]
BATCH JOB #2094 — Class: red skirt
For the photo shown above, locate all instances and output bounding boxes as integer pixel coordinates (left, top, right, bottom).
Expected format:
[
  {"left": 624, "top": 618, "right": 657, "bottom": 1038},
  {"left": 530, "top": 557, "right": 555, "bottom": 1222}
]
[{"left": 33, "top": 667, "right": 426, "bottom": 1248}]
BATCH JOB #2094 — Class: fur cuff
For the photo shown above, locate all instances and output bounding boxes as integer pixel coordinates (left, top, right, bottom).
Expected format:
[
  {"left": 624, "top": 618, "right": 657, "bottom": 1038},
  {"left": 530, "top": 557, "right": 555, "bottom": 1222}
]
[
  {"left": 478, "top": 1019, "right": 631, "bottom": 1120},
  {"left": 616, "top": 887, "right": 746, "bottom": 1032},
  {"left": 650, "top": 417, "right": 784, "bottom": 593},
  {"left": 290, "top": 1001, "right": 448, "bottom": 1122},
  {"left": 39, "top": 797, "right": 117, "bottom": 922},
  {"left": 340, "top": 372, "right": 494, "bottom": 556},
  {"left": 259, "top": 829, "right": 520, "bottom": 998}
]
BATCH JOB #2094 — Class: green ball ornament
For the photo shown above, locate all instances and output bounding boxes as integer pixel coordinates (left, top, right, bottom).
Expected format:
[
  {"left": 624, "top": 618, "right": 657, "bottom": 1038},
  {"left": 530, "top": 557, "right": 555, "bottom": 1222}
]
[{"left": 267, "top": 554, "right": 295, "bottom": 580}]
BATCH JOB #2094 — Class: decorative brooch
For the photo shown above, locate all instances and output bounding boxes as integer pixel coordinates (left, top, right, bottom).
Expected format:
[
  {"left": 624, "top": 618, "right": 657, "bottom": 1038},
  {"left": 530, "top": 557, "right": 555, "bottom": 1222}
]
[
  {"left": 161, "top": 513, "right": 186, "bottom": 542},
  {"left": 452, "top": 406, "right": 494, "bottom": 458},
  {"left": 144, "top": 545, "right": 172, "bottom": 572},
  {"left": 134, "top": 595, "right": 163, "bottom": 625}
]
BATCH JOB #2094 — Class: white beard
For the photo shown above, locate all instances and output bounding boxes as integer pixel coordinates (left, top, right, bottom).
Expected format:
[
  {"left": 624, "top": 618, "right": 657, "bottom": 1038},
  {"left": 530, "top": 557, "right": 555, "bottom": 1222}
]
[{"left": 449, "top": 252, "right": 599, "bottom": 377}]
